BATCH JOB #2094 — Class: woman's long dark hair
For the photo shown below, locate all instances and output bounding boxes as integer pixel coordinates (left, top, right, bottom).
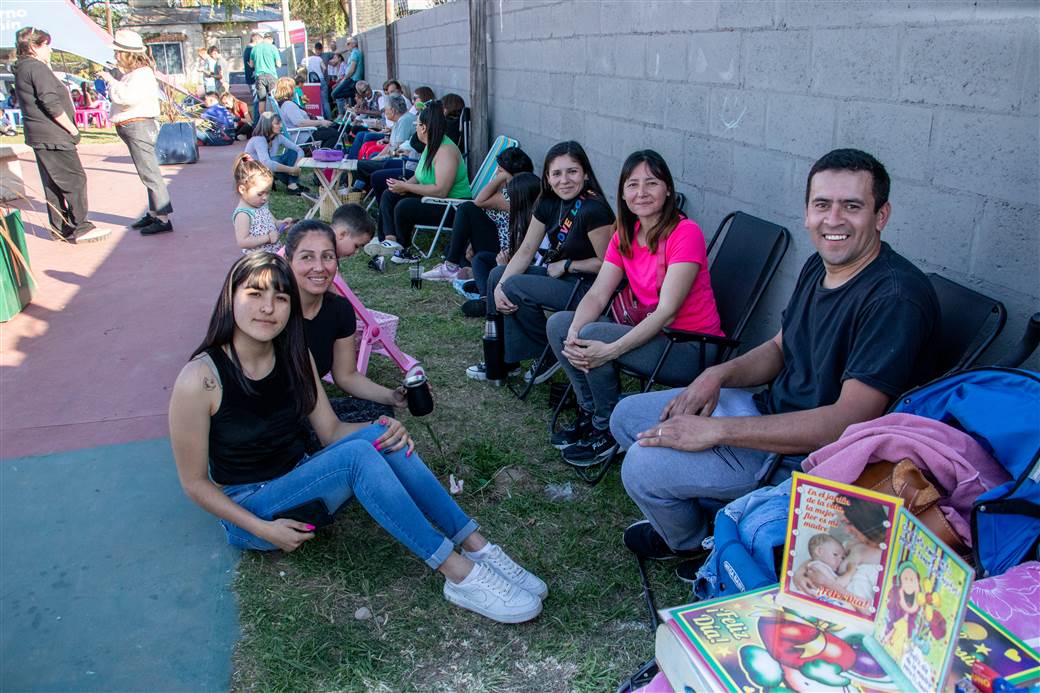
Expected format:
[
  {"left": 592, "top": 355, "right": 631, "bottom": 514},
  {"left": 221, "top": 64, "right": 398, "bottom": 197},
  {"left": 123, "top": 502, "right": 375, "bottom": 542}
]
[
  {"left": 539, "top": 141, "right": 606, "bottom": 203},
  {"left": 192, "top": 253, "right": 317, "bottom": 418},
  {"left": 505, "top": 172, "right": 541, "bottom": 253},
  {"left": 616, "top": 150, "right": 682, "bottom": 257},
  {"left": 284, "top": 219, "right": 336, "bottom": 260},
  {"left": 418, "top": 100, "right": 448, "bottom": 174}
]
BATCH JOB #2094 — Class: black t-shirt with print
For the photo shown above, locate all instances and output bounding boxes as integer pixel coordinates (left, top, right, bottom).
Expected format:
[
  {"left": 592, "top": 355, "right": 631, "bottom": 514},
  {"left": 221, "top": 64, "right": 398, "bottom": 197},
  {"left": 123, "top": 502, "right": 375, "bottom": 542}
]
[
  {"left": 533, "top": 192, "right": 615, "bottom": 262},
  {"left": 303, "top": 292, "right": 357, "bottom": 377},
  {"left": 754, "top": 242, "right": 939, "bottom": 415}
]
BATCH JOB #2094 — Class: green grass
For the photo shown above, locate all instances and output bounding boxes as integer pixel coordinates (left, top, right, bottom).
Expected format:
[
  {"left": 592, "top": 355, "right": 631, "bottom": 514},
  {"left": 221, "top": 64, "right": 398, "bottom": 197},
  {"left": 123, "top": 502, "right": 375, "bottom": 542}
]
[
  {"left": 228, "top": 190, "right": 690, "bottom": 691},
  {"left": 0, "top": 127, "right": 122, "bottom": 146}
]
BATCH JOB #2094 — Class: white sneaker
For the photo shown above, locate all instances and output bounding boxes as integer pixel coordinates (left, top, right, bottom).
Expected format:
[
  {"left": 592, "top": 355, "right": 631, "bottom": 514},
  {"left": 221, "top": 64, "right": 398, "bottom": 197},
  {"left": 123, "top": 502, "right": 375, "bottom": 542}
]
[
  {"left": 469, "top": 544, "right": 548, "bottom": 599},
  {"left": 466, "top": 362, "right": 520, "bottom": 381},
  {"left": 443, "top": 563, "right": 542, "bottom": 624},
  {"left": 75, "top": 226, "right": 112, "bottom": 243},
  {"left": 421, "top": 262, "right": 461, "bottom": 281},
  {"left": 364, "top": 239, "right": 402, "bottom": 257}
]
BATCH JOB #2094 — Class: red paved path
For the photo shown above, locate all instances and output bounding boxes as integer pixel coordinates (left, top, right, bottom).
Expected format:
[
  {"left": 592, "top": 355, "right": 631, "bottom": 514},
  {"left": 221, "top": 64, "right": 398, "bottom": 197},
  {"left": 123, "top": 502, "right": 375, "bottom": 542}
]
[{"left": 1, "top": 143, "right": 244, "bottom": 458}]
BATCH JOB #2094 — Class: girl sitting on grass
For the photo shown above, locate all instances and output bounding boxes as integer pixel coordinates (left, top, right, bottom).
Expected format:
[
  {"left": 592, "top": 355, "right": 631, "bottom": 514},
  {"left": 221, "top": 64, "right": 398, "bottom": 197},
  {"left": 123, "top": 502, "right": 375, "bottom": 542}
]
[
  {"left": 169, "top": 252, "right": 547, "bottom": 623},
  {"left": 232, "top": 154, "right": 292, "bottom": 254}
]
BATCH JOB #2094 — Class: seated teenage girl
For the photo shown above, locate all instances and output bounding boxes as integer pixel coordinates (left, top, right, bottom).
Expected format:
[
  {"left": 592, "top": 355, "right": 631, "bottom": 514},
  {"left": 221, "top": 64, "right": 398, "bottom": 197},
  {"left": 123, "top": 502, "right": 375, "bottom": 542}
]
[
  {"left": 545, "top": 150, "right": 723, "bottom": 465},
  {"left": 485, "top": 141, "right": 615, "bottom": 383},
  {"left": 169, "top": 252, "right": 546, "bottom": 623},
  {"left": 286, "top": 216, "right": 405, "bottom": 430}
]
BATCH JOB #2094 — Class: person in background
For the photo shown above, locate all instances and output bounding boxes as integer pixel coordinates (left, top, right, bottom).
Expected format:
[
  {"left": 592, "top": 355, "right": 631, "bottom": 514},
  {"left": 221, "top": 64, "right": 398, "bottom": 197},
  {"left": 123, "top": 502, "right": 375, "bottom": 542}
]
[
  {"left": 169, "top": 252, "right": 547, "bottom": 624},
  {"left": 303, "top": 43, "right": 330, "bottom": 119},
  {"left": 273, "top": 76, "right": 339, "bottom": 149},
  {"left": 242, "top": 31, "right": 260, "bottom": 122},
  {"left": 321, "top": 39, "right": 336, "bottom": 65},
  {"left": 12, "top": 26, "right": 109, "bottom": 243},
  {"left": 202, "top": 45, "right": 223, "bottom": 94},
  {"left": 70, "top": 88, "right": 84, "bottom": 108},
  {"left": 220, "top": 91, "right": 252, "bottom": 139},
  {"left": 352, "top": 93, "right": 416, "bottom": 191},
  {"left": 243, "top": 112, "right": 309, "bottom": 195},
  {"left": 97, "top": 30, "right": 174, "bottom": 236},
  {"left": 330, "top": 37, "right": 362, "bottom": 115},
  {"left": 198, "top": 91, "right": 237, "bottom": 145},
  {"left": 292, "top": 72, "right": 308, "bottom": 108},
  {"left": 250, "top": 32, "right": 281, "bottom": 114},
  {"left": 442, "top": 93, "right": 465, "bottom": 146}
]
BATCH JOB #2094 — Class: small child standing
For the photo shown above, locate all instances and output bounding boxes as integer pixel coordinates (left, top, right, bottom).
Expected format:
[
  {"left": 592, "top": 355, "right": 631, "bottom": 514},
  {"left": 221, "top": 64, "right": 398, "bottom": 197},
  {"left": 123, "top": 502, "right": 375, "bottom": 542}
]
[{"left": 232, "top": 154, "right": 293, "bottom": 254}]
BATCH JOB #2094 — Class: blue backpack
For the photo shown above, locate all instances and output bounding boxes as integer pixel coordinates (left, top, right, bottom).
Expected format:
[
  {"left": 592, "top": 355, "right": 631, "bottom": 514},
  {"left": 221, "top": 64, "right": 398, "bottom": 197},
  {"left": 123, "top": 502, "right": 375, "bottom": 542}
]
[{"left": 891, "top": 367, "right": 1040, "bottom": 577}]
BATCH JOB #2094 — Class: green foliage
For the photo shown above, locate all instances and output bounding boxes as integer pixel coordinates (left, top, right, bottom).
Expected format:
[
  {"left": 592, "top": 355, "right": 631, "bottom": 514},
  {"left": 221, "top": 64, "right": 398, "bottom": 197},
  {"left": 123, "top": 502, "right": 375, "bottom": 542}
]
[{"left": 289, "top": 0, "right": 349, "bottom": 38}]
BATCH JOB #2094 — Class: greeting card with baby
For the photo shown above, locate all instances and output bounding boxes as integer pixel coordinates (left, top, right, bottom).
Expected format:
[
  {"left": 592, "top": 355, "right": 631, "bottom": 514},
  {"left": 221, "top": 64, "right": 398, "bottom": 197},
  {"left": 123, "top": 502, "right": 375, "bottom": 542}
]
[{"left": 780, "top": 474, "right": 903, "bottom": 622}]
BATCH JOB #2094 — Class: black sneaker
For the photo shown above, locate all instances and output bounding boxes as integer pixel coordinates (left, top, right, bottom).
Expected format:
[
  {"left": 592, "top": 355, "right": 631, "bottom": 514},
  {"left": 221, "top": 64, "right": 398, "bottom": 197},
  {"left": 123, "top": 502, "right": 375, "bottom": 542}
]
[
  {"left": 462, "top": 280, "right": 478, "bottom": 293},
  {"left": 368, "top": 256, "right": 386, "bottom": 273},
  {"left": 390, "top": 248, "right": 421, "bottom": 264},
  {"left": 140, "top": 219, "right": 173, "bottom": 235},
  {"left": 623, "top": 520, "right": 708, "bottom": 561},
  {"left": 675, "top": 558, "right": 707, "bottom": 585},
  {"left": 130, "top": 213, "right": 155, "bottom": 229},
  {"left": 461, "top": 297, "right": 485, "bottom": 318},
  {"left": 562, "top": 427, "right": 617, "bottom": 466},
  {"left": 287, "top": 184, "right": 311, "bottom": 196},
  {"left": 523, "top": 358, "right": 561, "bottom": 385},
  {"left": 550, "top": 409, "right": 593, "bottom": 450}
]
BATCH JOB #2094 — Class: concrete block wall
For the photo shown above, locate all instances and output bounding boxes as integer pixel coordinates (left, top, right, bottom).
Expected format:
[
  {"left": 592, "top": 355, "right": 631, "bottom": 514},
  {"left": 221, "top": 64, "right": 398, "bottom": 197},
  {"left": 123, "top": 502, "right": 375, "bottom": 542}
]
[
  {"left": 361, "top": 0, "right": 470, "bottom": 103},
  {"left": 365, "top": 0, "right": 1040, "bottom": 367}
]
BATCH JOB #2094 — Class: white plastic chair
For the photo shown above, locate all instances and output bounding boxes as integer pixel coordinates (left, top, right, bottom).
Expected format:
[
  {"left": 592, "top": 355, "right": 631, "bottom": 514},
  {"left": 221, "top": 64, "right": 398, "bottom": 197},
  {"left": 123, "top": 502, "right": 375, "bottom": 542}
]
[{"left": 412, "top": 134, "right": 519, "bottom": 259}]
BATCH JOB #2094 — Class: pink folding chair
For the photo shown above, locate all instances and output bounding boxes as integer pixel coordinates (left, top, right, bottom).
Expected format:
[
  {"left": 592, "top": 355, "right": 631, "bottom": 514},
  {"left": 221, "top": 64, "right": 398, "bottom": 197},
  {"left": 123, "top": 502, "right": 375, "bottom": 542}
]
[
  {"left": 330, "top": 274, "right": 418, "bottom": 377},
  {"left": 275, "top": 247, "right": 419, "bottom": 378}
]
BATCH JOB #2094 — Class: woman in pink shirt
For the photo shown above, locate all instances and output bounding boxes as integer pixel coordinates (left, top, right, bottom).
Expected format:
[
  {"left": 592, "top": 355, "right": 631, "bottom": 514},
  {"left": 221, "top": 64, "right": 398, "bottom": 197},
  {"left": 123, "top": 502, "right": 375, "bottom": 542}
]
[{"left": 546, "top": 150, "right": 723, "bottom": 465}]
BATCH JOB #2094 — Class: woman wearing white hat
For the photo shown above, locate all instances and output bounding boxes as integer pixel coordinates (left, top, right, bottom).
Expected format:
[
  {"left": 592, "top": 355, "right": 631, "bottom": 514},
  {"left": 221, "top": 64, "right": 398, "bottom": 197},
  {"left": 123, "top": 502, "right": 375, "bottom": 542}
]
[{"left": 97, "top": 30, "right": 174, "bottom": 236}]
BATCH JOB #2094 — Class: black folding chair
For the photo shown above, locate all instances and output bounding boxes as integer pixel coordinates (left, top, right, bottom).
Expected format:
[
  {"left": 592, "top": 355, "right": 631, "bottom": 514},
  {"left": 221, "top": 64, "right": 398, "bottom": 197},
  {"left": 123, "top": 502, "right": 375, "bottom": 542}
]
[
  {"left": 556, "top": 211, "right": 792, "bottom": 485},
  {"left": 458, "top": 106, "right": 471, "bottom": 163}
]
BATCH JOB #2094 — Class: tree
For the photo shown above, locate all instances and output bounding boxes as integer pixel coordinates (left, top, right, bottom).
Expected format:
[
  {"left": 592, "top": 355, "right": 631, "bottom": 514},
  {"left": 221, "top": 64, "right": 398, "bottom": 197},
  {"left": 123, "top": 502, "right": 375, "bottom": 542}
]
[{"left": 289, "top": 0, "right": 350, "bottom": 38}]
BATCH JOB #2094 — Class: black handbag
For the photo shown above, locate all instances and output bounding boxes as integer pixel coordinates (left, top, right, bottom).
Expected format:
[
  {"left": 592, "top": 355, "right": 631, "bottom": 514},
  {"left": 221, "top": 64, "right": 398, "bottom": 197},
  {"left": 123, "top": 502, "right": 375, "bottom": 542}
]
[{"left": 156, "top": 121, "right": 199, "bottom": 165}]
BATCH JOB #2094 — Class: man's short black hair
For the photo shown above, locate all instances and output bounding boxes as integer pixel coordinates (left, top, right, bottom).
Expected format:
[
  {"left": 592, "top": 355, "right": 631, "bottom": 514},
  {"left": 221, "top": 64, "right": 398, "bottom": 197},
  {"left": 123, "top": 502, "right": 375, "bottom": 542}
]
[
  {"left": 314, "top": 41, "right": 323, "bottom": 50},
  {"left": 496, "top": 146, "right": 534, "bottom": 175},
  {"left": 331, "top": 203, "right": 374, "bottom": 237},
  {"left": 805, "top": 148, "right": 890, "bottom": 212}
]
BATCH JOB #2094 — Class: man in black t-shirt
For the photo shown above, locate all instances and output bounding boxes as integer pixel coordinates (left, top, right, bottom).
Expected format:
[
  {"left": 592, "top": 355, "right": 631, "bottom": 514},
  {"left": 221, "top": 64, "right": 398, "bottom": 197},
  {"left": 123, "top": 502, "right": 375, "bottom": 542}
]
[
  {"left": 611, "top": 149, "right": 939, "bottom": 561},
  {"left": 243, "top": 31, "right": 260, "bottom": 122}
]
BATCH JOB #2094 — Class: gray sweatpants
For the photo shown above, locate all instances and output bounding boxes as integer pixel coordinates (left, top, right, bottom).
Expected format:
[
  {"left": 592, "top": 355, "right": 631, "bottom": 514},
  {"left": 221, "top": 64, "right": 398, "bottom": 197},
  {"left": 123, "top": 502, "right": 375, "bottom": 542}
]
[
  {"left": 487, "top": 264, "right": 590, "bottom": 363},
  {"left": 545, "top": 311, "right": 713, "bottom": 430},
  {"left": 610, "top": 387, "right": 771, "bottom": 551},
  {"left": 116, "top": 119, "right": 173, "bottom": 216}
]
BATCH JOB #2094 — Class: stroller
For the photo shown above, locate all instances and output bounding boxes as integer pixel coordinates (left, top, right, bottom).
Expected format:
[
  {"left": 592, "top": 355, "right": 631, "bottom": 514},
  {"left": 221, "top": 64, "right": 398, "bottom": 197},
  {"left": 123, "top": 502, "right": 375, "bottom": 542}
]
[{"left": 617, "top": 313, "right": 1040, "bottom": 693}]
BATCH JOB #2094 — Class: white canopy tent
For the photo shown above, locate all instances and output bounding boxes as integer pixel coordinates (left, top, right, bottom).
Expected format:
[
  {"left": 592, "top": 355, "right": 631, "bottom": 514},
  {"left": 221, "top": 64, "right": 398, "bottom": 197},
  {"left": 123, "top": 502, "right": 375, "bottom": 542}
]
[
  {"left": 0, "top": 0, "right": 115, "bottom": 66},
  {"left": 0, "top": 0, "right": 195, "bottom": 102}
]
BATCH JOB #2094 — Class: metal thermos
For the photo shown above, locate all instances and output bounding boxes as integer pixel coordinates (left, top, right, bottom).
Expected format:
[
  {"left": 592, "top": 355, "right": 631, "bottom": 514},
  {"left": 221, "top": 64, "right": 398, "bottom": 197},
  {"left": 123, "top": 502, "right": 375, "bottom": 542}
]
[
  {"left": 482, "top": 314, "right": 507, "bottom": 382},
  {"left": 403, "top": 365, "right": 434, "bottom": 417}
]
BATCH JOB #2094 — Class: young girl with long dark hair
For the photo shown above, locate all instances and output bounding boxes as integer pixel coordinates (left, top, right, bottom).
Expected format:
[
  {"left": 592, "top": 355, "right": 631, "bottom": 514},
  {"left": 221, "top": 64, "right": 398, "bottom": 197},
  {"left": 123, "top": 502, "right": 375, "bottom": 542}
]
[
  {"left": 545, "top": 150, "right": 722, "bottom": 465},
  {"left": 169, "top": 253, "right": 546, "bottom": 623},
  {"left": 487, "top": 141, "right": 615, "bottom": 384}
]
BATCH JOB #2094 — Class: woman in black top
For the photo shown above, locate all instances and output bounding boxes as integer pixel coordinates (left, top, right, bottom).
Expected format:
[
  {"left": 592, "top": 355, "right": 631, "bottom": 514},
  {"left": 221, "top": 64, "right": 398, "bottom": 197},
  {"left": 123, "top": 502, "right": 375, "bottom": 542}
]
[
  {"left": 169, "top": 252, "right": 546, "bottom": 623},
  {"left": 12, "top": 27, "right": 106, "bottom": 243},
  {"left": 488, "top": 141, "right": 615, "bottom": 378},
  {"left": 286, "top": 219, "right": 404, "bottom": 426}
]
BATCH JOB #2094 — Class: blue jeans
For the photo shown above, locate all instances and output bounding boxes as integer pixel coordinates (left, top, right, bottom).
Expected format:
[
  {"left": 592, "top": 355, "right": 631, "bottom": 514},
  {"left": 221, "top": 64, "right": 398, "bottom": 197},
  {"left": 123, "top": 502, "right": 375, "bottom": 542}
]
[
  {"left": 347, "top": 130, "right": 385, "bottom": 160},
  {"left": 249, "top": 83, "right": 260, "bottom": 124},
  {"left": 220, "top": 424, "right": 478, "bottom": 569},
  {"left": 272, "top": 149, "right": 299, "bottom": 186},
  {"left": 612, "top": 387, "right": 771, "bottom": 551}
]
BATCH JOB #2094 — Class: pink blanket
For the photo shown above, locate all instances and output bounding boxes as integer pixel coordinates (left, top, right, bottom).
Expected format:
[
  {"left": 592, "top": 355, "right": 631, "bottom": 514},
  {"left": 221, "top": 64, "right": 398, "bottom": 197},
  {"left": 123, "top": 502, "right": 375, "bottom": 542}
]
[{"left": 802, "top": 413, "right": 1010, "bottom": 544}]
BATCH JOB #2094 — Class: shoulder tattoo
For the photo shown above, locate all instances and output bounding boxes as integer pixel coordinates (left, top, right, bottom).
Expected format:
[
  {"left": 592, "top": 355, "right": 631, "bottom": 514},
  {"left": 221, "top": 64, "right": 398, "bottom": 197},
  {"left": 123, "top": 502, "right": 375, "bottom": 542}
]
[{"left": 202, "top": 376, "right": 220, "bottom": 392}]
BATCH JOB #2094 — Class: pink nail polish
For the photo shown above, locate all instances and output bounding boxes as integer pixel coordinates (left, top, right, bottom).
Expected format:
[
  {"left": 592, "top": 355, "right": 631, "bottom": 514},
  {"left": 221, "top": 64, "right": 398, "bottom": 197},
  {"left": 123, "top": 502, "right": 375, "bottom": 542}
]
[
  {"left": 305, "top": 524, "right": 315, "bottom": 531},
  {"left": 374, "top": 442, "right": 382, "bottom": 451},
  {"left": 406, "top": 450, "right": 412, "bottom": 458}
]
